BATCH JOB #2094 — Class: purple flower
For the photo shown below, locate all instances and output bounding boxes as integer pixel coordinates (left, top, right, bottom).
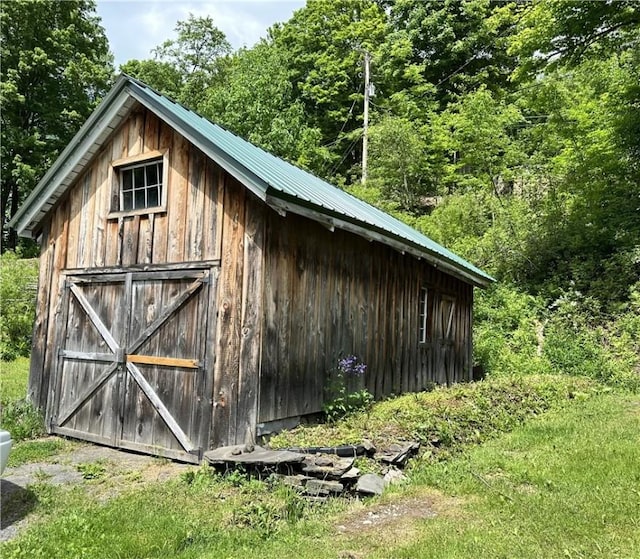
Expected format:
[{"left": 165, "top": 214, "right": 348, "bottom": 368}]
[{"left": 338, "top": 355, "right": 367, "bottom": 376}]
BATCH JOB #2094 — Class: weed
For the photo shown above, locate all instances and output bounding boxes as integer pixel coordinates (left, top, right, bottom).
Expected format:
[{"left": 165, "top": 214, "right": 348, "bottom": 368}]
[
  {"left": 180, "top": 464, "right": 219, "bottom": 488},
  {"left": 0, "top": 399, "right": 45, "bottom": 441},
  {"left": 75, "top": 461, "right": 107, "bottom": 480}
]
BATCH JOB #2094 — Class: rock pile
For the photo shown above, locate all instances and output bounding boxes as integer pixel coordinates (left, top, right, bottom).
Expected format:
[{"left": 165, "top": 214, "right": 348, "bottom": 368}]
[{"left": 203, "top": 440, "right": 418, "bottom": 500}]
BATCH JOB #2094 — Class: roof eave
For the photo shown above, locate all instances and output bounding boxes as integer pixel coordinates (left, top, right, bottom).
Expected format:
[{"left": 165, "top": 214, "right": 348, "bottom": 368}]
[
  {"left": 127, "top": 84, "right": 270, "bottom": 204},
  {"left": 9, "top": 75, "right": 134, "bottom": 238},
  {"left": 265, "top": 193, "right": 494, "bottom": 288}
]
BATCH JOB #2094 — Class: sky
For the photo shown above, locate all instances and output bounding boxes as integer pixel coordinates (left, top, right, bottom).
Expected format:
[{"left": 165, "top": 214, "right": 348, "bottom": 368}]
[{"left": 95, "top": 0, "right": 306, "bottom": 70}]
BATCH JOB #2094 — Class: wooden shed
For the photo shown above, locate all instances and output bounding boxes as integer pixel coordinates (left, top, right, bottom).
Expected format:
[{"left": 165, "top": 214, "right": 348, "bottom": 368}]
[{"left": 10, "top": 75, "right": 493, "bottom": 462}]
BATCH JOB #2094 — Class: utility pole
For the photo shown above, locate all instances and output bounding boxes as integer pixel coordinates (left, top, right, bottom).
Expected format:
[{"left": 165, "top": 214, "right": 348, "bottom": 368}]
[{"left": 361, "top": 50, "right": 371, "bottom": 184}]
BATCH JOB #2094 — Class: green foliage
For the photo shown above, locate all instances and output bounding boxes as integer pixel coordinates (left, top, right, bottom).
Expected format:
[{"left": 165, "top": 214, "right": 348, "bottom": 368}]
[
  {"left": 473, "top": 284, "right": 550, "bottom": 377},
  {"left": 367, "top": 115, "right": 431, "bottom": 210},
  {"left": 510, "top": 0, "right": 640, "bottom": 79},
  {"left": 388, "top": 0, "right": 519, "bottom": 104},
  {"left": 323, "top": 355, "right": 374, "bottom": 421},
  {"left": 272, "top": 375, "right": 597, "bottom": 456},
  {"left": 0, "top": 252, "right": 38, "bottom": 359},
  {"left": 472, "top": 283, "right": 640, "bottom": 392},
  {"left": 271, "top": 0, "right": 389, "bottom": 179},
  {"left": 0, "top": 0, "right": 113, "bottom": 249},
  {"left": 203, "top": 41, "right": 327, "bottom": 171},
  {"left": 119, "top": 59, "right": 183, "bottom": 99},
  {"left": 151, "top": 14, "right": 231, "bottom": 111},
  {"left": 75, "top": 461, "right": 107, "bottom": 480},
  {"left": 0, "top": 399, "right": 44, "bottom": 441}
]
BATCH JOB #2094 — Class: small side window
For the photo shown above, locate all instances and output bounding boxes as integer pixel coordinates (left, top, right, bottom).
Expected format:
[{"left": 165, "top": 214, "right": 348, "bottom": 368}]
[
  {"left": 119, "top": 159, "right": 163, "bottom": 211},
  {"left": 108, "top": 150, "right": 168, "bottom": 218},
  {"left": 419, "top": 287, "right": 428, "bottom": 343}
]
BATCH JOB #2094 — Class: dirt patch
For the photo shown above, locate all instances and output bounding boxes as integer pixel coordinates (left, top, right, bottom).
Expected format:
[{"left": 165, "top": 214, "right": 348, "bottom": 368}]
[
  {"left": 0, "top": 442, "right": 195, "bottom": 542},
  {"left": 335, "top": 489, "right": 463, "bottom": 535},
  {"left": 333, "top": 489, "right": 466, "bottom": 558}
]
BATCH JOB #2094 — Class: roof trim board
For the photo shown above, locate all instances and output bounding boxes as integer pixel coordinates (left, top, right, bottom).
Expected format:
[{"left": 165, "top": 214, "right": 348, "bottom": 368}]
[{"left": 10, "top": 74, "right": 494, "bottom": 287}]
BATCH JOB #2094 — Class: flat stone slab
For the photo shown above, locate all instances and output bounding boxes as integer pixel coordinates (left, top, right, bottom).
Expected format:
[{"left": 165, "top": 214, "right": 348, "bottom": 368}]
[
  {"left": 305, "top": 479, "right": 344, "bottom": 495},
  {"left": 204, "top": 445, "right": 306, "bottom": 466},
  {"left": 302, "top": 454, "right": 354, "bottom": 478},
  {"left": 356, "top": 473, "right": 385, "bottom": 496},
  {"left": 340, "top": 467, "right": 361, "bottom": 481},
  {"left": 376, "top": 441, "right": 420, "bottom": 467}
]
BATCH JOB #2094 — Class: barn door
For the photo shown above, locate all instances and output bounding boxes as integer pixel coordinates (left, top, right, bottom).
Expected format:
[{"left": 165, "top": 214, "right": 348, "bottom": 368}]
[
  {"left": 50, "top": 267, "right": 216, "bottom": 462},
  {"left": 434, "top": 294, "right": 457, "bottom": 385}
]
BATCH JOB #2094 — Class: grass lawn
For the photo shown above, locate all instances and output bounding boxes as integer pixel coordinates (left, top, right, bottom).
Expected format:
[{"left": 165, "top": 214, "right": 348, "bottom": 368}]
[
  {"left": 1, "top": 357, "right": 81, "bottom": 466},
  {"left": 2, "top": 384, "right": 638, "bottom": 558},
  {"left": 346, "top": 392, "right": 640, "bottom": 558},
  {"left": 0, "top": 357, "right": 30, "bottom": 401}
]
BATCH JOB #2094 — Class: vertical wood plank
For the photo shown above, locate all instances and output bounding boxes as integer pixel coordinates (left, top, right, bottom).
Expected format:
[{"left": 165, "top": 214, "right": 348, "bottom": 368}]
[
  {"left": 92, "top": 149, "right": 110, "bottom": 267},
  {"left": 65, "top": 175, "right": 82, "bottom": 269},
  {"left": 28, "top": 222, "right": 53, "bottom": 410},
  {"left": 202, "top": 160, "right": 220, "bottom": 261},
  {"left": 42, "top": 203, "right": 70, "bottom": 428},
  {"left": 128, "top": 110, "right": 144, "bottom": 157},
  {"left": 105, "top": 126, "right": 124, "bottom": 266},
  {"left": 236, "top": 195, "right": 265, "bottom": 445},
  {"left": 76, "top": 170, "right": 95, "bottom": 268},
  {"left": 185, "top": 146, "right": 205, "bottom": 261},
  {"left": 258, "top": 212, "right": 278, "bottom": 423},
  {"left": 150, "top": 122, "right": 172, "bottom": 264},
  {"left": 213, "top": 165, "right": 225, "bottom": 260},
  {"left": 166, "top": 132, "right": 188, "bottom": 262},
  {"left": 144, "top": 112, "right": 159, "bottom": 151},
  {"left": 121, "top": 215, "right": 140, "bottom": 267},
  {"left": 211, "top": 175, "right": 245, "bottom": 447}
]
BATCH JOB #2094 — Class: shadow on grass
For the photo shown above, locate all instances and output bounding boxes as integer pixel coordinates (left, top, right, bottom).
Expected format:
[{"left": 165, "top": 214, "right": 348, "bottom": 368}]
[{"left": 1, "top": 479, "right": 38, "bottom": 532}]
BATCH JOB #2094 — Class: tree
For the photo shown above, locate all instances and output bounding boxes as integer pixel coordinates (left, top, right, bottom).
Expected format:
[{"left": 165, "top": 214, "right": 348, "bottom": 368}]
[
  {"left": 510, "top": 0, "right": 640, "bottom": 79},
  {"left": 203, "top": 41, "right": 327, "bottom": 171},
  {"left": 119, "top": 59, "right": 183, "bottom": 101},
  {"left": 151, "top": 14, "right": 230, "bottom": 111},
  {"left": 366, "top": 115, "right": 431, "bottom": 210},
  {"left": 271, "top": 0, "right": 390, "bottom": 180},
  {"left": 0, "top": 0, "right": 113, "bottom": 250},
  {"left": 432, "top": 86, "right": 524, "bottom": 195},
  {"left": 386, "top": 0, "right": 519, "bottom": 105}
]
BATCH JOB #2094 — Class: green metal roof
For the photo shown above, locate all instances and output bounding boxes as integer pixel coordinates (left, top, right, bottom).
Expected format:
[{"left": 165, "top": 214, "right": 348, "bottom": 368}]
[{"left": 11, "top": 75, "right": 494, "bottom": 287}]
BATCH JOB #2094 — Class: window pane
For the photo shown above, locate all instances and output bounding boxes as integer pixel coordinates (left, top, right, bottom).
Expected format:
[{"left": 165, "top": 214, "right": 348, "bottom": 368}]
[
  {"left": 146, "top": 163, "right": 158, "bottom": 186},
  {"left": 134, "top": 189, "right": 145, "bottom": 209},
  {"left": 419, "top": 287, "right": 428, "bottom": 343},
  {"left": 122, "top": 169, "right": 132, "bottom": 190},
  {"left": 119, "top": 159, "right": 164, "bottom": 211},
  {"left": 147, "top": 186, "right": 159, "bottom": 207},
  {"left": 134, "top": 167, "right": 145, "bottom": 187},
  {"left": 122, "top": 190, "right": 133, "bottom": 211}
]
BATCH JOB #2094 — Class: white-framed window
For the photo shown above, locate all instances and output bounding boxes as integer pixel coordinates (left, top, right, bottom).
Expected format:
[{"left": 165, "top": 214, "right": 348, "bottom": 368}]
[
  {"left": 119, "top": 158, "right": 163, "bottom": 211},
  {"left": 108, "top": 149, "right": 169, "bottom": 218},
  {"left": 419, "top": 286, "right": 429, "bottom": 343}
]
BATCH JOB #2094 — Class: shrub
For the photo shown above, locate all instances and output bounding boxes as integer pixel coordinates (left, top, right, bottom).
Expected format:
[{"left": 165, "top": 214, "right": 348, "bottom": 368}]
[
  {"left": 0, "top": 251, "right": 38, "bottom": 360},
  {"left": 473, "top": 283, "right": 552, "bottom": 377}
]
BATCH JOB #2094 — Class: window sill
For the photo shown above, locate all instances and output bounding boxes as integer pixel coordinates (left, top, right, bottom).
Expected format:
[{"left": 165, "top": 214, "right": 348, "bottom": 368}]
[{"left": 107, "top": 207, "right": 167, "bottom": 219}]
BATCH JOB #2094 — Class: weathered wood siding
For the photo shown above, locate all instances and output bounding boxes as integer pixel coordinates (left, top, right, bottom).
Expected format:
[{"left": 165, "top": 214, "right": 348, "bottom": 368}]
[
  {"left": 28, "top": 105, "right": 253, "bottom": 440},
  {"left": 258, "top": 212, "right": 473, "bottom": 424},
  {"left": 28, "top": 101, "right": 474, "bottom": 451}
]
